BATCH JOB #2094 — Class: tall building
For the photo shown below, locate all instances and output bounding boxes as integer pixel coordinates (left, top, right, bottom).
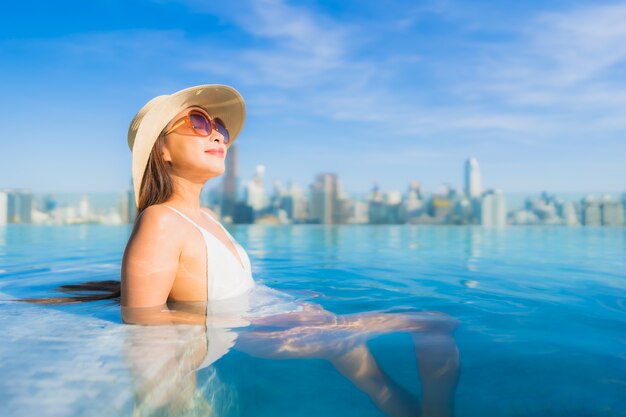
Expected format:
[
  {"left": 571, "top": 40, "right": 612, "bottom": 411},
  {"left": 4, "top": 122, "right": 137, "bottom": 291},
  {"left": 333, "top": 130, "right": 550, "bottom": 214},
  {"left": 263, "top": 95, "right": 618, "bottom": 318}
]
[
  {"left": 6, "top": 190, "right": 33, "bottom": 223},
  {"left": 310, "top": 173, "right": 341, "bottom": 224},
  {"left": 79, "top": 195, "right": 91, "bottom": 220},
  {"left": 381, "top": 190, "right": 403, "bottom": 224},
  {"left": 221, "top": 143, "right": 239, "bottom": 221},
  {"left": 431, "top": 183, "right": 454, "bottom": 222},
  {"left": 560, "top": 201, "right": 579, "bottom": 226},
  {"left": 452, "top": 195, "right": 473, "bottom": 224},
  {"left": 245, "top": 165, "right": 269, "bottom": 212},
  {"left": 367, "top": 184, "right": 386, "bottom": 224},
  {"left": 402, "top": 181, "right": 426, "bottom": 222},
  {"left": 600, "top": 195, "right": 624, "bottom": 226},
  {"left": 122, "top": 178, "right": 137, "bottom": 223},
  {"left": 464, "top": 157, "right": 482, "bottom": 198},
  {"left": 481, "top": 189, "right": 506, "bottom": 227},
  {"left": 348, "top": 199, "right": 369, "bottom": 224},
  {"left": 0, "top": 191, "right": 7, "bottom": 225},
  {"left": 283, "top": 182, "right": 304, "bottom": 223},
  {"left": 581, "top": 195, "right": 601, "bottom": 226}
]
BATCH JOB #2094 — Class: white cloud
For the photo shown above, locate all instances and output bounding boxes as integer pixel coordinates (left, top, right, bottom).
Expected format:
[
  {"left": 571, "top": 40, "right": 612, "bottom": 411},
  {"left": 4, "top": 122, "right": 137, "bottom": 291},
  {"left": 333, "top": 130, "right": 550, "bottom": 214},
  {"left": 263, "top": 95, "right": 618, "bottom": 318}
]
[{"left": 460, "top": 2, "right": 626, "bottom": 121}]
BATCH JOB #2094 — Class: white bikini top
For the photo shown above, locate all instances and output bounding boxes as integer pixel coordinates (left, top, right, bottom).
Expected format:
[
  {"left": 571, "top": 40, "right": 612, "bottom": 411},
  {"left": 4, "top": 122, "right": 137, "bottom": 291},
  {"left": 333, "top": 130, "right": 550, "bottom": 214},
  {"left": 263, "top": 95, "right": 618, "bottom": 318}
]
[{"left": 162, "top": 205, "right": 256, "bottom": 301}]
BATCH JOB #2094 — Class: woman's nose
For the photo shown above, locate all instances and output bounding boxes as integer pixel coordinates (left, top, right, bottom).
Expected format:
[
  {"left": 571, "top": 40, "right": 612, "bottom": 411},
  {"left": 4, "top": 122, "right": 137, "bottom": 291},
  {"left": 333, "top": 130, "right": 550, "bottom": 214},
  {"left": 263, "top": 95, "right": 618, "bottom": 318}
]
[{"left": 210, "top": 131, "right": 225, "bottom": 143}]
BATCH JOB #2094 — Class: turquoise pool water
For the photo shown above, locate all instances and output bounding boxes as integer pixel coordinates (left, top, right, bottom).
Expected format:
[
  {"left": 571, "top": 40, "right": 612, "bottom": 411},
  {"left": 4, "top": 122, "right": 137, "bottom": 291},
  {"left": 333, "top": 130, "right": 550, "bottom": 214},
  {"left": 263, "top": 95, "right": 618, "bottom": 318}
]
[{"left": 0, "top": 225, "right": 624, "bottom": 416}]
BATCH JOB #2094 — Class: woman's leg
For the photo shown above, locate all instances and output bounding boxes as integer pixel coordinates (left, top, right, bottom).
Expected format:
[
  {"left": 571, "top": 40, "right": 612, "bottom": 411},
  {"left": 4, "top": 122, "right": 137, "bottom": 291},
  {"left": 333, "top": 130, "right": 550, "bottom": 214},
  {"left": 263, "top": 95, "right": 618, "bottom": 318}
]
[
  {"left": 237, "top": 307, "right": 460, "bottom": 416},
  {"left": 327, "top": 342, "right": 422, "bottom": 417},
  {"left": 413, "top": 330, "right": 460, "bottom": 417}
]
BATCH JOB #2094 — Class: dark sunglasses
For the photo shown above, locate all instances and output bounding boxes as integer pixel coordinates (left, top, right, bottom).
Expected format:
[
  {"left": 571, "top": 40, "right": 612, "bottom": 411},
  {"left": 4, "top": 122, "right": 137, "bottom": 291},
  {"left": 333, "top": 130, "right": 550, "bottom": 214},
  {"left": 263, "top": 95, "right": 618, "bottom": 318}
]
[{"left": 164, "top": 110, "right": 230, "bottom": 144}]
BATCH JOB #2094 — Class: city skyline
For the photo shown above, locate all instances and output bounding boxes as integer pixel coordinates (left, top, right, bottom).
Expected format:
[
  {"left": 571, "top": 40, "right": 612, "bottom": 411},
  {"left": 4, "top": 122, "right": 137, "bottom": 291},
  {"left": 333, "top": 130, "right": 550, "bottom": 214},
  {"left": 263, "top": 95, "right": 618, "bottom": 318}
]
[
  {"left": 2, "top": 1, "right": 626, "bottom": 194},
  {"left": 2, "top": 156, "right": 624, "bottom": 227}
]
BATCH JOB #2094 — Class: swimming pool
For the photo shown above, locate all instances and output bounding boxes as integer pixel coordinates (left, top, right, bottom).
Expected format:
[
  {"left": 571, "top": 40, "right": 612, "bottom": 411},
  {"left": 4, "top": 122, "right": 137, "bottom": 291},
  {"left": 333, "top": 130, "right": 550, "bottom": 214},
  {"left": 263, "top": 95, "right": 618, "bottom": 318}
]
[{"left": 1, "top": 224, "right": 624, "bottom": 416}]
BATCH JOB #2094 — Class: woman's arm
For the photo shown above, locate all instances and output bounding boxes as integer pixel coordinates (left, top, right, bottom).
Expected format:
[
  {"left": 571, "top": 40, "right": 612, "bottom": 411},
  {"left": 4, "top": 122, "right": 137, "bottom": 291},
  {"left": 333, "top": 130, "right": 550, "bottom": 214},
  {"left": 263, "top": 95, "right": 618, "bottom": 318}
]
[
  {"left": 121, "top": 304, "right": 207, "bottom": 325},
  {"left": 121, "top": 304, "right": 250, "bottom": 327},
  {"left": 121, "top": 205, "right": 184, "bottom": 323}
]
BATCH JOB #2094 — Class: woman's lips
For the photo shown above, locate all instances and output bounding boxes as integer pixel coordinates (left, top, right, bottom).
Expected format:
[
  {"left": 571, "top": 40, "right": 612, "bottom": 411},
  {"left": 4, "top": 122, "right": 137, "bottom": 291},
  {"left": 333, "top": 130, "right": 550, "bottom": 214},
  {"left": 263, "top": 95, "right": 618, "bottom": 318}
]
[{"left": 205, "top": 149, "right": 224, "bottom": 157}]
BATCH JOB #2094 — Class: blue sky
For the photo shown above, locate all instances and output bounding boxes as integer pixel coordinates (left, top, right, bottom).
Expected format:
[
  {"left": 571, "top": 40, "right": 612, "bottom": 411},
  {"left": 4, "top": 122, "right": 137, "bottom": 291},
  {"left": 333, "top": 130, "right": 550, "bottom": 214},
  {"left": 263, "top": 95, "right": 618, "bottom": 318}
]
[{"left": 1, "top": 0, "right": 625, "bottom": 196}]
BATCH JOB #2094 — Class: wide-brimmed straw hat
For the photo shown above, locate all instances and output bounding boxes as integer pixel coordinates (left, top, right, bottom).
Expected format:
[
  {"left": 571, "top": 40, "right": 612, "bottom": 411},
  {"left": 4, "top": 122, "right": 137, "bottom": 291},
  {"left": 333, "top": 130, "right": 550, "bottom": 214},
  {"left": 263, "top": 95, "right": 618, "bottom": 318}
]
[{"left": 127, "top": 84, "right": 245, "bottom": 208}]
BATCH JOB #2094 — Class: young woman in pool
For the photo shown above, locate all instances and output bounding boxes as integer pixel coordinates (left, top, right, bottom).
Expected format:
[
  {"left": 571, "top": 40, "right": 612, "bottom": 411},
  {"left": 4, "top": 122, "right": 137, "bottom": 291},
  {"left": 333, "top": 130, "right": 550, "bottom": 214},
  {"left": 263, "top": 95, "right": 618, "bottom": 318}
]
[{"left": 28, "top": 84, "right": 460, "bottom": 417}]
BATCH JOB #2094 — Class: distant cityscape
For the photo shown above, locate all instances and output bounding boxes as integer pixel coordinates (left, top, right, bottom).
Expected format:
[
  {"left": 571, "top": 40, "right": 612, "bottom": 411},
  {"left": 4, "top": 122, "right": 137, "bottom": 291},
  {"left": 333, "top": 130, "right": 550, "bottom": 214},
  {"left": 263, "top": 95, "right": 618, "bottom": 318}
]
[{"left": 1, "top": 148, "right": 624, "bottom": 227}]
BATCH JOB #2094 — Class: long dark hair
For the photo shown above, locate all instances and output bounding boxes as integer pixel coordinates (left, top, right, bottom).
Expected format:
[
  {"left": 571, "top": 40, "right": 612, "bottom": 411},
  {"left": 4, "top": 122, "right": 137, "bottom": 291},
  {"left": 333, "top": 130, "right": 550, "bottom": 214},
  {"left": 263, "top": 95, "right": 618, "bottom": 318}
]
[{"left": 18, "top": 132, "right": 174, "bottom": 305}]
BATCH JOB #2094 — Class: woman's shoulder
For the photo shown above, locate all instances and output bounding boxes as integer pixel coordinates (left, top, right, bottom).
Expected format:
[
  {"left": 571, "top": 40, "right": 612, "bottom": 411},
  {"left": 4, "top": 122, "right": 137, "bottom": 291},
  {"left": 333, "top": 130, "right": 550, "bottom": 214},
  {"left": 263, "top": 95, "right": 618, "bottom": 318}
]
[
  {"left": 135, "top": 204, "right": 219, "bottom": 229},
  {"left": 136, "top": 203, "right": 181, "bottom": 224}
]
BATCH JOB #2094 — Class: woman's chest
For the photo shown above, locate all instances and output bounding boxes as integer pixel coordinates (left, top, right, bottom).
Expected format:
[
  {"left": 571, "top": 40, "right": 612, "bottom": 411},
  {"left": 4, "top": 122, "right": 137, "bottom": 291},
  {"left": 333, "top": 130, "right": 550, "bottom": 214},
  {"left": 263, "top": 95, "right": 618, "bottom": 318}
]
[{"left": 169, "top": 231, "right": 208, "bottom": 301}]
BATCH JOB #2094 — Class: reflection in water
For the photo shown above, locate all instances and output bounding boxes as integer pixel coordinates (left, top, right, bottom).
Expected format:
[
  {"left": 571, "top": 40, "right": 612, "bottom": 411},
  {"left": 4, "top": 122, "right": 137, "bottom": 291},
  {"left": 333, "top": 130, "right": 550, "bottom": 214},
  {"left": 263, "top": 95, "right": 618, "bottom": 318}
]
[
  {"left": 465, "top": 227, "right": 482, "bottom": 272},
  {"left": 79, "top": 224, "right": 89, "bottom": 241},
  {"left": 245, "top": 225, "right": 270, "bottom": 258},
  {"left": 124, "top": 285, "right": 460, "bottom": 417},
  {"left": 124, "top": 323, "right": 238, "bottom": 416}
]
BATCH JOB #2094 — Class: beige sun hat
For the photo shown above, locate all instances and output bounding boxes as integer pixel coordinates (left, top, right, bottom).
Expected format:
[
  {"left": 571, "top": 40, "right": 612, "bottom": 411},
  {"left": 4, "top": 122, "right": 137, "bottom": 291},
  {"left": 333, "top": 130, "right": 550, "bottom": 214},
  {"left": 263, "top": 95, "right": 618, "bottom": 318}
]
[{"left": 127, "top": 84, "right": 245, "bottom": 208}]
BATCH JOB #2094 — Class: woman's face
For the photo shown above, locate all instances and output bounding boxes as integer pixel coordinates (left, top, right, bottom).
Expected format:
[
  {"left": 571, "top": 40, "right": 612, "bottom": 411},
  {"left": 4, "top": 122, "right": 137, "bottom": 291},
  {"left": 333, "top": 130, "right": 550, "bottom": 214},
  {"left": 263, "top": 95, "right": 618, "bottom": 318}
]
[{"left": 161, "top": 106, "right": 228, "bottom": 180}]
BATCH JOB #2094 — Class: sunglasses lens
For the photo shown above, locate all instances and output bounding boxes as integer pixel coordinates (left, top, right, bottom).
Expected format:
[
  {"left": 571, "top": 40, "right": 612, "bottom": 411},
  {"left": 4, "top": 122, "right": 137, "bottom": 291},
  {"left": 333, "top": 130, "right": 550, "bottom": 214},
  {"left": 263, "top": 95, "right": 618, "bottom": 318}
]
[
  {"left": 214, "top": 119, "right": 230, "bottom": 144},
  {"left": 188, "top": 112, "right": 211, "bottom": 136}
]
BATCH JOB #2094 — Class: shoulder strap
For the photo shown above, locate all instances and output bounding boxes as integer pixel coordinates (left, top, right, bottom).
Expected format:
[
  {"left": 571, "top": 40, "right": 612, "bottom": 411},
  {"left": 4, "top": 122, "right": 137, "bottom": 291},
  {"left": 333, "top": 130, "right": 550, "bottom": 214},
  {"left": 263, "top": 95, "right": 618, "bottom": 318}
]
[
  {"left": 162, "top": 205, "right": 206, "bottom": 234},
  {"left": 200, "top": 211, "right": 235, "bottom": 240}
]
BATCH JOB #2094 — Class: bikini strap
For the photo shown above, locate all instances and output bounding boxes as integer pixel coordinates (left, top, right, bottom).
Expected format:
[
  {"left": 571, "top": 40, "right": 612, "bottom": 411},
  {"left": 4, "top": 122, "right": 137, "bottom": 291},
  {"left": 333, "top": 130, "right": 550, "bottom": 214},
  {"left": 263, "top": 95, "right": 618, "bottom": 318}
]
[
  {"left": 200, "top": 210, "right": 232, "bottom": 237},
  {"left": 162, "top": 205, "right": 206, "bottom": 234}
]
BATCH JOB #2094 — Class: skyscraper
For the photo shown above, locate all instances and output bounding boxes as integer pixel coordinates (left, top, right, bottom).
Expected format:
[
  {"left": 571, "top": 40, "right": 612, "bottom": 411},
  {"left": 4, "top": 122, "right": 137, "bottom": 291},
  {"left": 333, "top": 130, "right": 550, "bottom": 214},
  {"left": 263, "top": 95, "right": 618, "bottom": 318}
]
[
  {"left": 0, "top": 191, "right": 7, "bottom": 225},
  {"left": 221, "top": 143, "right": 239, "bottom": 221},
  {"left": 310, "top": 173, "right": 340, "bottom": 224},
  {"left": 581, "top": 195, "right": 601, "bottom": 226},
  {"left": 245, "top": 165, "right": 269, "bottom": 212},
  {"left": 464, "top": 157, "right": 482, "bottom": 198},
  {"left": 124, "top": 178, "right": 137, "bottom": 223},
  {"left": 367, "top": 184, "right": 386, "bottom": 224},
  {"left": 287, "top": 181, "right": 309, "bottom": 223},
  {"left": 600, "top": 195, "right": 624, "bottom": 226},
  {"left": 6, "top": 190, "right": 33, "bottom": 223},
  {"left": 481, "top": 189, "right": 507, "bottom": 227}
]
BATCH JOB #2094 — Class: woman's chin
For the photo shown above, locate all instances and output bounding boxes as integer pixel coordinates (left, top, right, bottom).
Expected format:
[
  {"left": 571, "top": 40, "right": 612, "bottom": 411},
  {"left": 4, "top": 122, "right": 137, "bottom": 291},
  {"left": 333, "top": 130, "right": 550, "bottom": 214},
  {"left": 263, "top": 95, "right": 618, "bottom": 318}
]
[{"left": 204, "top": 163, "right": 225, "bottom": 176}]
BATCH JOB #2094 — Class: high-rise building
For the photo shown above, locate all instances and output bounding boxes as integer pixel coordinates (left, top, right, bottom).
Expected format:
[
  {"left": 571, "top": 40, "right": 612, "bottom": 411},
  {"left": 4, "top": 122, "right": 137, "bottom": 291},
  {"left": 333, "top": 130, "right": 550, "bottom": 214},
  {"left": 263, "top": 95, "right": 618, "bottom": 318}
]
[
  {"left": 310, "top": 173, "right": 341, "bottom": 224},
  {"left": 221, "top": 143, "right": 239, "bottom": 220},
  {"left": 123, "top": 178, "right": 137, "bottom": 223},
  {"left": 6, "top": 190, "right": 33, "bottom": 223},
  {"left": 481, "top": 189, "right": 506, "bottom": 227},
  {"left": 120, "top": 192, "right": 130, "bottom": 224},
  {"left": 431, "top": 183, "right": 454, "bottom": 222},
  {"left": 452, "top": 195, "right": 473, "bottom": 224},
  {"left": 600, "top": 195, "right": 624, "bottom": 226},
  {"left": 464, "top": 157, "right": 482, "bottom": 198},
  {"left": 367, "top": 184, "right": 386, "bottom": 224},
  {"left": 348, "top": 199, "right": 369, "bottom": 224},
  {"left": 245, "top": 165, "right": 269, "bottom": 212},
  {"left": 561, "top": 201, "right": 579, "bottom": 226},
  {"left": 402, "top": 181, "right": 426, "bottom": 222},
  {"left": 385, "top": 191, "right": 403, "bottom": 224},
  {"left": 581, "top": 195, "right": 601, "bottom": 226},
  {"left": 79, "top": 195, "right": 91, "bottom": 220},
  {"left": 0, "top": 191, "right": 7, "bottom": 225},
  {"left": 287, "top": 182, "right": 308, "bottom": 223}
]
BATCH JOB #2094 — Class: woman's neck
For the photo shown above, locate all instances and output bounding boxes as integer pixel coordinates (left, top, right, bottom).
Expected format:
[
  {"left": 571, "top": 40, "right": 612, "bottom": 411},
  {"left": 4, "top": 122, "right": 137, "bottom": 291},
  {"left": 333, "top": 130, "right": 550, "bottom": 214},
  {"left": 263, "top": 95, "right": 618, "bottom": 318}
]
[{"left": 166, "top": 176, "right": 205, "bottom": 212}]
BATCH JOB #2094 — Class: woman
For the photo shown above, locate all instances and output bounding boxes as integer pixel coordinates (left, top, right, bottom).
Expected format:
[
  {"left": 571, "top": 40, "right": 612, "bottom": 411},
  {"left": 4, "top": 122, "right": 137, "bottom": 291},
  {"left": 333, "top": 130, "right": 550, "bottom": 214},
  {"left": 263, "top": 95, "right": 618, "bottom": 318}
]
[{"left": 27, "top": 84, "right": 461, "bottom": 417}]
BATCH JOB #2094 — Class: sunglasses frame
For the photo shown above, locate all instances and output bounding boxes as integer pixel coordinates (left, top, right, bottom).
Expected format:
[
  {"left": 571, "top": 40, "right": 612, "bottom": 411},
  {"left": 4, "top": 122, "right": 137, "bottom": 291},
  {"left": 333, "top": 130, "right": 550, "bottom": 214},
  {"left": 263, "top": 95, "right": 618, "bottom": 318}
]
[{"left": 164, "top": 109, "right": 230, "bottom": 144}]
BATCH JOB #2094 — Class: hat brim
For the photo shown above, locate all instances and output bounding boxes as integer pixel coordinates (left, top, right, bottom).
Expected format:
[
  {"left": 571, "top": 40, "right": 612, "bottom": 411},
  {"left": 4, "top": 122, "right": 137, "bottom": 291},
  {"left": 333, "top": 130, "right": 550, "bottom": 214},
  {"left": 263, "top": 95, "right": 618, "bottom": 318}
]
[{"left": 130, "top": 84, "right": 245, "bottom": 209}]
